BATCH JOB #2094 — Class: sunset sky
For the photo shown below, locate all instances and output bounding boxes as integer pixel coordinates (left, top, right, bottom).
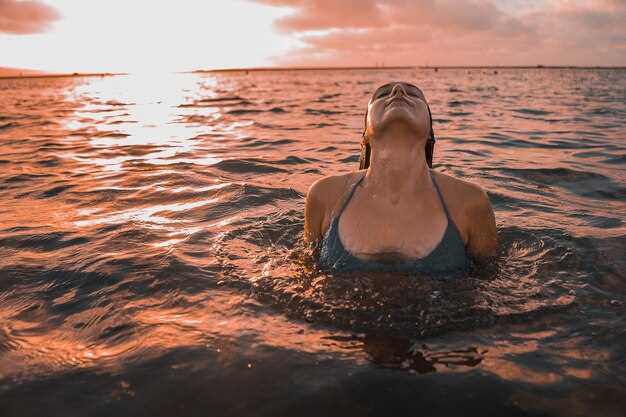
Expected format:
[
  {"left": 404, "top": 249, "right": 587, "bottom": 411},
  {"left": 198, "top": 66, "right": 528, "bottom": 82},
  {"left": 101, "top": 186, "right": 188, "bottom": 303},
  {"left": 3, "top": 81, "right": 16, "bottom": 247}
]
[{"left": 1, "top": 0, "right": 625, "bottom": 73}]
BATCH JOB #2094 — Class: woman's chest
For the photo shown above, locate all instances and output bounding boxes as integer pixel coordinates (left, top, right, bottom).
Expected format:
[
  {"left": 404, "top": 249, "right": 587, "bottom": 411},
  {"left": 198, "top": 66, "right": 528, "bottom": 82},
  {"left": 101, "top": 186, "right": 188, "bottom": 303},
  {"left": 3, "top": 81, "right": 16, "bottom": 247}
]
[{"left": 336, "top": 204, "right": 449, "bottom": 259}]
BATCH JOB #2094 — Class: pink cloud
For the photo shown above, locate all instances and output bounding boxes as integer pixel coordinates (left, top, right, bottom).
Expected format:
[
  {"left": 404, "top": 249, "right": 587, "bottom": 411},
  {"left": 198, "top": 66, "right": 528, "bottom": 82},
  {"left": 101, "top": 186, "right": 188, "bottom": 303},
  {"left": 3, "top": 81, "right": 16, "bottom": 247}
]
[
  {"left": 254, "top": 0, "right": 626, "bottom": 66},
  {"left": 0, "top": 0, "right": 58, "bottom": 34},
  {"left": 257, "top": 0, "right": 386, "bottom": 31}
]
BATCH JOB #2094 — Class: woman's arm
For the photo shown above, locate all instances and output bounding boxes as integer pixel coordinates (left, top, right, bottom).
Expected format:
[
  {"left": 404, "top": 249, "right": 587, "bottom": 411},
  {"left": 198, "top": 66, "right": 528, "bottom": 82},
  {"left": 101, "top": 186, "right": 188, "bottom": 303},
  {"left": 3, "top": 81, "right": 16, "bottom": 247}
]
[
  {"left": 305, "top": 173, "right": 356, "bottom": 245},
  {"left": 466, "top": 189, "right": 498, "bottom": 260},
  {"left": 304, "top": 179, "right": 326, "bottom": 244}
]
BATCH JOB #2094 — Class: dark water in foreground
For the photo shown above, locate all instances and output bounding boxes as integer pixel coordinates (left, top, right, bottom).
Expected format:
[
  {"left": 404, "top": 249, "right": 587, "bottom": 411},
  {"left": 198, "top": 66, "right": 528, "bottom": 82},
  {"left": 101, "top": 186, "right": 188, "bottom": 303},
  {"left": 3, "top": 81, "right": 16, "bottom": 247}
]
[{"left": 0, "top": 69, "right": 625, "bottom": 416}]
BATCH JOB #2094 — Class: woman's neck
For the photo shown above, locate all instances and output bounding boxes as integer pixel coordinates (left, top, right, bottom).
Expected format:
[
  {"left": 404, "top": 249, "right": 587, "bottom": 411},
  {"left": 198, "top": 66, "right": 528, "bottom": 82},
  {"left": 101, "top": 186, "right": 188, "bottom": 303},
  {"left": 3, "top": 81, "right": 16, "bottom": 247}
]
[{"left": 363, "top": 128, "right": 432, "bottom": 203}]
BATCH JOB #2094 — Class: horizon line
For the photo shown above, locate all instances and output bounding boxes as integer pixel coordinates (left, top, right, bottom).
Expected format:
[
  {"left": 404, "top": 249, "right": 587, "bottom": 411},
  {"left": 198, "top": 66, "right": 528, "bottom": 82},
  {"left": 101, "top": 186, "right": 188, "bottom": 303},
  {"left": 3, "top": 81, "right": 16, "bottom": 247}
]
[
  {"left": 192, "top": 64, "right": 626, "bottom": 73},
  {"left": 2, "top": 65, "right": 625, "bottom": 80}
]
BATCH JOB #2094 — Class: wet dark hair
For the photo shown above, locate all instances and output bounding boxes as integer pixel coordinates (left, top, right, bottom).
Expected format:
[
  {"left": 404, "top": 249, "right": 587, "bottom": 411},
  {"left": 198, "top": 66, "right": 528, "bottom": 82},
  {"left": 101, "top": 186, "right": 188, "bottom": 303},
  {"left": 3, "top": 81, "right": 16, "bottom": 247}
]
[{"left": 358, "top": 86, "right": 436, "bottom": 170}]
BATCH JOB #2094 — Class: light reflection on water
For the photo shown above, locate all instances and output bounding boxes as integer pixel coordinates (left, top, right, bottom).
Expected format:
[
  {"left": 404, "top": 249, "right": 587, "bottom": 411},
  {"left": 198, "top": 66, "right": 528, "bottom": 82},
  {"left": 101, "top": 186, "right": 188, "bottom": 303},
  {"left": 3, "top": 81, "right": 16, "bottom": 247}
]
[
  {"left": 65, "top": 74, "right": 223, "bottom": 170},
  {"left": 0, "top": 69, "right": 625, "bottom": 415}
]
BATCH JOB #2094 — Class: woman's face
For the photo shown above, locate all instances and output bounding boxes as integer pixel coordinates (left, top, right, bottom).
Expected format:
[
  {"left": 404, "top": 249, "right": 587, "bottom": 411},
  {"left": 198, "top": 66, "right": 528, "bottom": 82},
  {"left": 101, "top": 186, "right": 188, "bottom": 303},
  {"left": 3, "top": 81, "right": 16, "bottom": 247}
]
[{"left": 365, "top": 82, "right": 430, "bottom": 144}]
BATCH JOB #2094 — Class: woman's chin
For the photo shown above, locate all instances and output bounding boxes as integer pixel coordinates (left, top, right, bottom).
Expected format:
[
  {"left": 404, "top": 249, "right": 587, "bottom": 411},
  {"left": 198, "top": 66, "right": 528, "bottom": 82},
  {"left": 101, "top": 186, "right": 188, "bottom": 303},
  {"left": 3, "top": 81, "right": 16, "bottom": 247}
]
[{"left": 379, "top": 112, "right": 421, "bottom": 136}]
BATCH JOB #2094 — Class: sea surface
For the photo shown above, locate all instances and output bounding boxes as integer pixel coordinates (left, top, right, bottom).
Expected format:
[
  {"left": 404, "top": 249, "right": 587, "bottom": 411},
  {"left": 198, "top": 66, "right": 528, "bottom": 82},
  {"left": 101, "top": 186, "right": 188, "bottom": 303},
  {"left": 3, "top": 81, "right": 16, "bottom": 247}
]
[{"left": 0, "top": 68, "right": 625, "bottom": 416}]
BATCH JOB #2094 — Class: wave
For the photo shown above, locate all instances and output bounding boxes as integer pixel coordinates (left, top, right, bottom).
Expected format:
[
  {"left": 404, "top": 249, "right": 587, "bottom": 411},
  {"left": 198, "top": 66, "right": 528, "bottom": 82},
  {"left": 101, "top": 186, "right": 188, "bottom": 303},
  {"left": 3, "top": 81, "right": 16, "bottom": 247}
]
[
  {"left": 226, "top": 107, "right": 287, "bottom": 115},
  {"left": 512, "top": 108, "right": 553, "bottom": 116},
  {"left": 0, "top": 231, "right": 88, "bottom": 252},
  {"left": 500, "top": 167, "right": 626, "bottom": 200},
  {"left": 213, "top": 158, "right": 288, "bottom": 174},
  {"left": 304, "top": 108, "right": 343, "bottom": 115},
  {"left": 448, "top": 100, "right": 478, "bottom": 107}
]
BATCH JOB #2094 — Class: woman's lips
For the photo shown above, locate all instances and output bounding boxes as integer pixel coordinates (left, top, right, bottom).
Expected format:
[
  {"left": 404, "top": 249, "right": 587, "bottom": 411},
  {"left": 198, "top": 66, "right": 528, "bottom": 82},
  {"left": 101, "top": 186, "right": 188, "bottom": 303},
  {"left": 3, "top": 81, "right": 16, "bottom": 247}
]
[{"left": 386, "top": 97, "right": 410, "bottom": 107}]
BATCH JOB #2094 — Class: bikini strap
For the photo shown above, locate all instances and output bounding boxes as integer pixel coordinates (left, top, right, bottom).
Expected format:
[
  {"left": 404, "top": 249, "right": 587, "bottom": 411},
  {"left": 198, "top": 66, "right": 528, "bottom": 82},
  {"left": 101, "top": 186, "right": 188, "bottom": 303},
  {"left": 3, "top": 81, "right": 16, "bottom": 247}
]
[
  {"left": 334, "top": 172, "right": 450, "bottom": 223},
  {"left": 335, "top": 173, "right": 366, "bottom": 221},
  {"left": 431, "top": 174, "right": 452, "bottom": 219}
]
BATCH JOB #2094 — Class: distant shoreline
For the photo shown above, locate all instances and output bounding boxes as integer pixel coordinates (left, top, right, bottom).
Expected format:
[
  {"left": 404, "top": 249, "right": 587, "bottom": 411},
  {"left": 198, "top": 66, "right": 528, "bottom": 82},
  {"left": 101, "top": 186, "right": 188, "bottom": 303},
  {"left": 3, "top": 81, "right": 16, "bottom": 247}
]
[
  {"left": 193, "top": 66, "right": 414, "bottom": 73},
  {"left": 0, "top": 72, "right": 125, "bottom": 80},
  {"left": 1, "top": 66, "right": 623, "bottom": 80},
  {"left": 193, "top": 65, "right": 626, "bottom": 74}
]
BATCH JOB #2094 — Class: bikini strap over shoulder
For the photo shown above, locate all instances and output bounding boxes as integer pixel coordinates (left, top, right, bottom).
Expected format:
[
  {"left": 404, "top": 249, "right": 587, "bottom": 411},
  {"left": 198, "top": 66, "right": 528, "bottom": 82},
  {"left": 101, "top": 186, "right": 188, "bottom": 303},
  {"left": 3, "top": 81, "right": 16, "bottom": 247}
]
[
  {"left": 431, "top": 173, "right": 452, "bottom": 219},
  {"left": 334, "top": 172, "right": 451, "bottom": 222},
  {"left": 335, "top": 173, "right": 366, "bottom": 220}
]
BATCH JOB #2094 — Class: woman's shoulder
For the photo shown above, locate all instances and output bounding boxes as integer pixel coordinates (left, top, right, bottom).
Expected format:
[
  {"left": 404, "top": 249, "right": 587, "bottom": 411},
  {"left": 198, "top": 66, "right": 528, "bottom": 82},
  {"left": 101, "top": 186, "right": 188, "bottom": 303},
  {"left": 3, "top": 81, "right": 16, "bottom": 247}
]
[
  {"left": 307, "top": 170, "right": 365, "bottom": 208},
  {"left": 431, "top": 170, "right": 497, "bottom": 258},
  {"left": 431, "top": 170, "right": 494, "bottom": 236},
  {"left": 305, "top": 171, "right": 365, "bottom": 241},
  {"left": 431, "top": 170, "right": 489, "bottom": 204}
]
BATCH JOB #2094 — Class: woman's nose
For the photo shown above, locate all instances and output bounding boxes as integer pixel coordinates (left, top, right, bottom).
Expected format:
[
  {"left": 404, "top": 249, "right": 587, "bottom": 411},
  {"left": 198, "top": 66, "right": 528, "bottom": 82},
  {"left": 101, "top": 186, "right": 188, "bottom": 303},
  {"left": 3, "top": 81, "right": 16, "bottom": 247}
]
[{"left": 390, "top": 83, "right": 406, "bottom": 97}]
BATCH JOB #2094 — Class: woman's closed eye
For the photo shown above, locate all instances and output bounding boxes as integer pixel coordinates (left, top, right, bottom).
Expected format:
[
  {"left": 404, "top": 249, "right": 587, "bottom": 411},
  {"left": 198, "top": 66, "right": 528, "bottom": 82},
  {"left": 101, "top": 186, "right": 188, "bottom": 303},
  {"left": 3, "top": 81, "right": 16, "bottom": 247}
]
[
  {"left": 374, "top": 87, "right": 392, "bottom": 98},
  {"left": 374, "top": 86, "right": 423, "bottom": 100}
]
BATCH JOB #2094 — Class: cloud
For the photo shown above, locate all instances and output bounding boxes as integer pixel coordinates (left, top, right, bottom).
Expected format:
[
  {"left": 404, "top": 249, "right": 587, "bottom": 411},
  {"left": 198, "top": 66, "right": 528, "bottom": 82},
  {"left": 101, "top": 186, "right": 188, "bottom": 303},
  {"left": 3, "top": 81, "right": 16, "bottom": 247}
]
[
  {"left": 254, "top": 0, "right": 626, "bottom": 66},
  {"left": 258, "top": 0, "right": 517, "bottom": 32},
  {"left": 0, "top": 0, "right": 59, "bottom": 34},
  {"left": 258, "top": 0, "right": 386, "bottom": 31}
]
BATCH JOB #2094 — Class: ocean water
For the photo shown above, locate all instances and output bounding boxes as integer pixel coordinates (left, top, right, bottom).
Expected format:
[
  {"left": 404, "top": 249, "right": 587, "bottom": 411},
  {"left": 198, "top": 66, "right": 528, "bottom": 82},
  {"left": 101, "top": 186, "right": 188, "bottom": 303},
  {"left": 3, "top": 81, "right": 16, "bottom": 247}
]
[{"left": 0, "top": 68, "right": 624, "bottom": 416}]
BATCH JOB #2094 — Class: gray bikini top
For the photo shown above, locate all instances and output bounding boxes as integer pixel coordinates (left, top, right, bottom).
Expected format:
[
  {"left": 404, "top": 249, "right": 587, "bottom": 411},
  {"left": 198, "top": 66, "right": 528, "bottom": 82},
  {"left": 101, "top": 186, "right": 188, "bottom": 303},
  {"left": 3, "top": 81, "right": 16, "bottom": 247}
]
[{"left": 319, "top": 172, "right": 469, "bottom": 274}]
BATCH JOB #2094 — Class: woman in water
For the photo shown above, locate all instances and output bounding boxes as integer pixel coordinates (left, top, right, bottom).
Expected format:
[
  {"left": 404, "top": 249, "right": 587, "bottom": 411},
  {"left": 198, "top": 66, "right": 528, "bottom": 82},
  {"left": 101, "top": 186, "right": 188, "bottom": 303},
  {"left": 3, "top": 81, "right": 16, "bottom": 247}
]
[{"left": 304, "top": 81, "right": 497, "bottom": 273}]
